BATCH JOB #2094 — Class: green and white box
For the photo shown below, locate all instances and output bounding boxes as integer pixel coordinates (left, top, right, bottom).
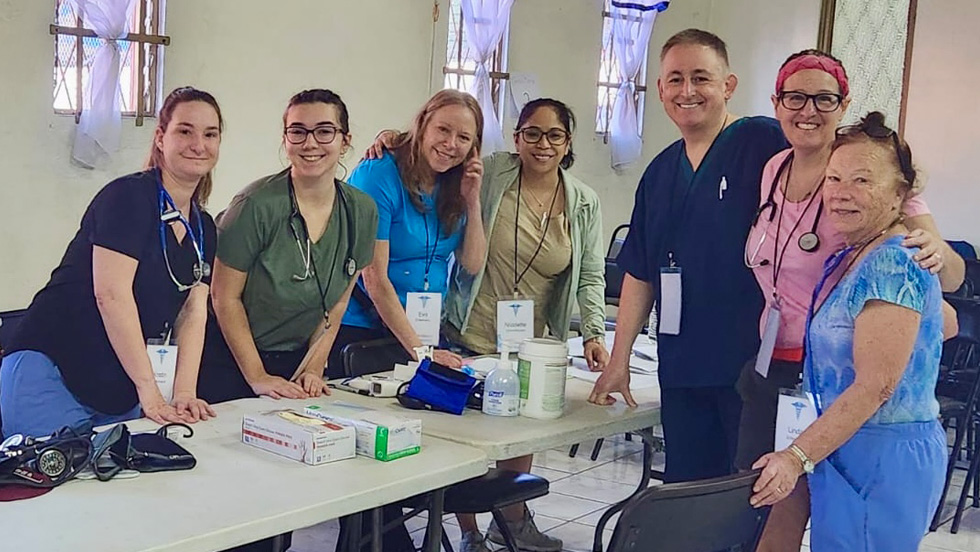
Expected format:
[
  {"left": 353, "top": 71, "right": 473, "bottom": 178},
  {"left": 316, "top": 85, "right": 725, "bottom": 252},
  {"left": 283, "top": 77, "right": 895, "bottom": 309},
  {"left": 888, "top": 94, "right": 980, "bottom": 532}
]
[
  {"left": 304, "top": 404, "right": 422, "bottom": 461},
  {"left": 242, "top": 409, "right": 356, "bottom": 465}
]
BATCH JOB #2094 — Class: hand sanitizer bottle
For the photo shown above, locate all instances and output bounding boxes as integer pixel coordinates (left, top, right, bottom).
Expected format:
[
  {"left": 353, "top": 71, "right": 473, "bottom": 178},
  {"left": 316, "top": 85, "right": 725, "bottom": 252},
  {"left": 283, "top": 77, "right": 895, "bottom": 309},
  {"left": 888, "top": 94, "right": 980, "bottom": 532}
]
[{"left": 483, "top": 345, "right": 520, "bottom": 417}]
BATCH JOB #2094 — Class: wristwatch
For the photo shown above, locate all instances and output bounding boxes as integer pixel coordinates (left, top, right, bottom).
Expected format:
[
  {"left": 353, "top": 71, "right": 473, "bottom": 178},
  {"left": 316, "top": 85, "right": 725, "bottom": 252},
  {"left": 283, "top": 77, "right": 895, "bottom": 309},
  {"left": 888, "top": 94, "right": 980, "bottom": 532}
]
[{"left": 787, "top": 444, "right": 815, "bottom": 474}]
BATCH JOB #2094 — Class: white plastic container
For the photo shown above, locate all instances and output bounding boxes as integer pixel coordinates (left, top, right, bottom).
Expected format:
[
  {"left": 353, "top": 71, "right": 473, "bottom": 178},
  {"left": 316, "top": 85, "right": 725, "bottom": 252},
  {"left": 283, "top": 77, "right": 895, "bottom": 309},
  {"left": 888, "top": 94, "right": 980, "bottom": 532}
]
[
  {"left": 517, "top": 338, "right": 568, "bottom": 419},
  {"left": 483, "top": 347, "right": 520, "bottom": 417}
]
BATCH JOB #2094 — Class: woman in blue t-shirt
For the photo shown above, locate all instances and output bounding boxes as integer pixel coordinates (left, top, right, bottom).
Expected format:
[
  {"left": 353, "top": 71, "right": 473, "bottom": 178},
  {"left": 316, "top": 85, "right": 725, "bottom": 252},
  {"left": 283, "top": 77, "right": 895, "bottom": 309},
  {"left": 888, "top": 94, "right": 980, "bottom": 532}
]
[
  {"left": 327, "top": 90, "right": 487, "bottom": 374},
  {"left": 0, "top": 87, "right": 222, "bottom": 438},
  {"left": 749, "top": 112, "right": 956, "bottom": 551}
]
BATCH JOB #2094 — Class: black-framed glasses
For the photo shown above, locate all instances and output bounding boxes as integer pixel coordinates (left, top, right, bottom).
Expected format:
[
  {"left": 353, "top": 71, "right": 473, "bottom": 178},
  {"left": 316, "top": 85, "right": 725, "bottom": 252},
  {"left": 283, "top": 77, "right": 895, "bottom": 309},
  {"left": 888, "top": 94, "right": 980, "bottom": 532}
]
[
  {"left": 777, "top": 91, "right": 843, "bottom": 113},
  {"left": 284, "top": 125, "right": 339, "bottom": 145},
  {"left": 837, "top": 123, "right": 915, "bottom": 185},
  {"left": 515, "top": 127, "right": 570, "bottom": 146}
]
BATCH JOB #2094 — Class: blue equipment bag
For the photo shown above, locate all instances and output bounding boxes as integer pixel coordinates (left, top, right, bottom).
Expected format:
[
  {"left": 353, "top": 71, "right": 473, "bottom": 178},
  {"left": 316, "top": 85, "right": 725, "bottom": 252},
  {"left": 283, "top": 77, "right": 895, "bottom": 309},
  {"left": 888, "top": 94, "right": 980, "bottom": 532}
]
[{"left": 401, "top": 358, "right": 478, "bottom": 415}]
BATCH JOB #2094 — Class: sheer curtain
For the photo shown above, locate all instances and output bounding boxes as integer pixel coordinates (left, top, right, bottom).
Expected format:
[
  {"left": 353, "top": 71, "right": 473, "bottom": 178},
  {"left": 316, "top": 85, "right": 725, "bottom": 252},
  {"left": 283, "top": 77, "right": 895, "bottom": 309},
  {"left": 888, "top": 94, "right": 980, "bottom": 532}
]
[
  {"left": 609, "top": 0, "right": 669, "bottom": 169},
  {"left": 460, "top": 0, "right": 514, "bottom": 153},
  {"left": 69, "top": 0, "right": 137, "bottom": 168}
]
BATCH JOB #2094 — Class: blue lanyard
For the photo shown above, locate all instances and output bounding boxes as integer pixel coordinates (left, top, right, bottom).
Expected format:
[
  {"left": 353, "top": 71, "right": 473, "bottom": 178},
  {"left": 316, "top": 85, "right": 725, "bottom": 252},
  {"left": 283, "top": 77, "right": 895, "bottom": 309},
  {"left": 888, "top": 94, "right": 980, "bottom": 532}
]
[
  {"left": 803, "top": 244, "right": 856, "bottom": 416},
  {"left": 158, "top": 177, "right": 206, "bottom": 290}
]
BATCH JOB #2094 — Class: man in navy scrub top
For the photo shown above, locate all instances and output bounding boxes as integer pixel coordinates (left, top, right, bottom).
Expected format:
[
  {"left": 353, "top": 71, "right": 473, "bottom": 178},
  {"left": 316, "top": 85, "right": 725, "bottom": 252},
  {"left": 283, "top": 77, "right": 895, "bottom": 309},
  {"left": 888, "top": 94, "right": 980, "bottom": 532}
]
[{"left": 589, "top": 29, "right": 788, "bottom": 483}]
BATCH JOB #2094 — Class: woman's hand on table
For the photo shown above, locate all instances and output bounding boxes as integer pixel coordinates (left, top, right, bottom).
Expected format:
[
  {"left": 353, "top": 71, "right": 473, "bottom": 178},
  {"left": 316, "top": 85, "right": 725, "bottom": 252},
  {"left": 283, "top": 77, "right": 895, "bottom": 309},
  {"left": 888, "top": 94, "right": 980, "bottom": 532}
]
[
  {"left": 140, "top": 388, "right": 194, "bottom": 425},
  {"left": 583, "top": 338, "right": 610, "bottom": 371},
  {"left": 294, "top": 372, "right": 330, "bottom": 397},
  {"left": 432, "top": 348, "right": 463, "bottom": 369},
  {"left": 172, "top": 392, "right": 216, "bottom": 422},
  {"left": 904, "top": 228, "right": 944, "bottom": 274},
  {"left": 249, "top": 374, "right": 308, "bottom": 400},
  {"left": 750, "top": 450, "right": 804, "bottom": 507}
]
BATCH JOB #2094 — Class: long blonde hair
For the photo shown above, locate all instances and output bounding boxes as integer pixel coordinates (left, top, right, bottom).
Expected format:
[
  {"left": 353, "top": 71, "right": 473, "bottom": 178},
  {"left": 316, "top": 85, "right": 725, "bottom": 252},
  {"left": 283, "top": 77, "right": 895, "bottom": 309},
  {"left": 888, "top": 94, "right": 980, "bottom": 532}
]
[
  {"left": 144, "top": 87, "right": 224, "bottom": 207},
  {"left": 390, "top": 89, "right": 483, "bottom": 236}
]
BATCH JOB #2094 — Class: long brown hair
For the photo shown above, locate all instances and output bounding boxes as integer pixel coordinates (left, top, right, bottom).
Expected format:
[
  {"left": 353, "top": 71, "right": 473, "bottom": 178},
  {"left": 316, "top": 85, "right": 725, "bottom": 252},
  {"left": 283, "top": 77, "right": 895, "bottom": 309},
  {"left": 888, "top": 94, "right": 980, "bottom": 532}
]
[
  {"left": 389, "top": 89, "right": 483, "bottom": 236},
  {"left": 145, "top": 86, "right": 224, "bottom": 207}
]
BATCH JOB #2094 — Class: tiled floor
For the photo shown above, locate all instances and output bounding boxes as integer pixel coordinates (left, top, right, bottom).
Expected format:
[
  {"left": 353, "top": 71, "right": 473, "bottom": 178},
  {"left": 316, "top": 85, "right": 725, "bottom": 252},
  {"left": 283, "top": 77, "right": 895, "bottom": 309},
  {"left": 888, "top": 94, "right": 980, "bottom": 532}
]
[{"left": 288, "top": 432, "right": 980, "bottom": 552}]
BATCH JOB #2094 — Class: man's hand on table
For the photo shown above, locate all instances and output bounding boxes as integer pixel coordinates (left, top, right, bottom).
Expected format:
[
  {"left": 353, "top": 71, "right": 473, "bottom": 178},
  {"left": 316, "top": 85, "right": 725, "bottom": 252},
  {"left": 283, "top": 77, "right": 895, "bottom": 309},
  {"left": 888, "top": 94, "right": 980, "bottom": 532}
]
[{"left": 587, "top": 352, "right": 637, "bottom": 407}]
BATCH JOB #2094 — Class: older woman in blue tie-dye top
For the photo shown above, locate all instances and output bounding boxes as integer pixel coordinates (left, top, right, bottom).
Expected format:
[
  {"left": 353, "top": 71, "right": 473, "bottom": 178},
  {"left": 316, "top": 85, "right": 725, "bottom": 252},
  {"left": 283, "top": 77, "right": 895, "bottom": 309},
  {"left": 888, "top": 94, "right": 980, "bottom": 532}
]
[{"left": 749, "top": 111, "right": 957, "bottom": 552}]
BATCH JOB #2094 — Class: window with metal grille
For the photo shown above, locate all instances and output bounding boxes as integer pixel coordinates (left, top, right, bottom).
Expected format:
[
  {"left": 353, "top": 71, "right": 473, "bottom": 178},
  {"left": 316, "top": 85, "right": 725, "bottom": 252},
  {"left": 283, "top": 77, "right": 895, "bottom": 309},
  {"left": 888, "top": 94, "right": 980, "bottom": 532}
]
[
  {"left": 51, "top": 0, "right": 169, "bottom": 125},
  {"left": 442, "top": 0, "right": 509, "bottom": 118},
  {"left": 596, "top": 0, "right": 648, "bottom": 136}
]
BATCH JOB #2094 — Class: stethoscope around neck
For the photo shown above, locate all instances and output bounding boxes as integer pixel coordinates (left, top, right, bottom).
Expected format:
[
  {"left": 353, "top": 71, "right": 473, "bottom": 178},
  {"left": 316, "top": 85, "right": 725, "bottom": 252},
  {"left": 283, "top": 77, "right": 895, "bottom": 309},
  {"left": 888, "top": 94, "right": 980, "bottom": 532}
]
[
  {"left": 158, "top": 178, "right": 209, "bottom": 292},
  {"left": 286, "top": 176, "right": 357, "bottom": 283},
  {"left": 744, "top": 153, "right": 825, "bottom": 269}
]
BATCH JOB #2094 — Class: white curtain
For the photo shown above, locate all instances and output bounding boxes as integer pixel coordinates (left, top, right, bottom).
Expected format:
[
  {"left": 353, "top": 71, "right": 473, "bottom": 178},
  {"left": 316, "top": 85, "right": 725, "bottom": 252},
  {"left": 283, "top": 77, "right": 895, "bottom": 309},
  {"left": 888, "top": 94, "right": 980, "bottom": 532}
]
[
  {"left": 609, "top": 0, "right": 669, "bottom": 169},
  {"left": 69, "top": 0, "right": 137, "bottom": 168},
  {"left": 460, "top": 0, "right": 514, "bottom": 153}
]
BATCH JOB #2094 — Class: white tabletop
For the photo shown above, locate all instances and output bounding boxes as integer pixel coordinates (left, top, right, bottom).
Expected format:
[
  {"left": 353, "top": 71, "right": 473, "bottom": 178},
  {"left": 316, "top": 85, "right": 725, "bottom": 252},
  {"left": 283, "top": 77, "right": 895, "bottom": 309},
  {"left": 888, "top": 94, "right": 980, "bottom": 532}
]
[
  {"left": 1, "top": 398, "right": 488, "bottom": 552},
  {"left": 297, "top": 378, "right": 661, "bottom": 460}
]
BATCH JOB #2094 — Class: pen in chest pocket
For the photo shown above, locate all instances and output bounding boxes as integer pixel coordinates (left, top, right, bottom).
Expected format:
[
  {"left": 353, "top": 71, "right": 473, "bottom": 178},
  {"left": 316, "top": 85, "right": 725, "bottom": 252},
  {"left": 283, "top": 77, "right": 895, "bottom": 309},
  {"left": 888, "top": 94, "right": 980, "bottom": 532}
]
[{"left": 718, "top": 176, "right": 728, "bottom": 200}]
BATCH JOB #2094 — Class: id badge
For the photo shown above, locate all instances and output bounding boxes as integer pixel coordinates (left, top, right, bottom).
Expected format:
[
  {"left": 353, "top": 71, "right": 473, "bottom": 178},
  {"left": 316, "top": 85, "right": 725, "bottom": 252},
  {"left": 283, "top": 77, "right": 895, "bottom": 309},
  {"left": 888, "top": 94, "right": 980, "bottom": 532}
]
[
  {"left": 496, "top": 298, "right": 534, "bottom": 352},
  {"left": 754, "top": 306, "right": 781, "bottom": 378},
  {"left": 146, "top": 339, "right": 178, "bottom": 403},
  {"left": 774, "top": 387, "right": 817, "bottom": 452},
  {"left": 406, "top": 292, "right": 442, "bottom": 346},
  {"left": 659, "top": 267, "right": 682, "bottom": 335}
]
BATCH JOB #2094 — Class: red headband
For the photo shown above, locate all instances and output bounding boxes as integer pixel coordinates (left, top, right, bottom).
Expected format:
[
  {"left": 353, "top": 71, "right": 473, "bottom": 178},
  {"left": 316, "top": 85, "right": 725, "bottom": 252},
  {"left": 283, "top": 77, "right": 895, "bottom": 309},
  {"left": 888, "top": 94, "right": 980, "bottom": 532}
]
[{"left": 775, "top": 54, "right": 849, "bottom": 97}]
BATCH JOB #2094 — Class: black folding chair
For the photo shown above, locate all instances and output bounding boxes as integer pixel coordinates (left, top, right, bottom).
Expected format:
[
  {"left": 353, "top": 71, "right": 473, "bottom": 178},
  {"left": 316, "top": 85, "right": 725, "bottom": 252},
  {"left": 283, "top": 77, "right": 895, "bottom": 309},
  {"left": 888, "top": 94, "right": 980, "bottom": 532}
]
[
  {"left": 932, "top": 297, "right": 980, "bottom": 532},
  {"left": 606, "top": 470, "right": 770, "bottom": 552},
  {"left": 0, "top": 309, "right": 27, "bottom": 358},
  {"left": 341, "top": 337, "right": 412, "bottom": 378},
  {"left": 604, "top": 224, "right": 629, "bottom": 306}
]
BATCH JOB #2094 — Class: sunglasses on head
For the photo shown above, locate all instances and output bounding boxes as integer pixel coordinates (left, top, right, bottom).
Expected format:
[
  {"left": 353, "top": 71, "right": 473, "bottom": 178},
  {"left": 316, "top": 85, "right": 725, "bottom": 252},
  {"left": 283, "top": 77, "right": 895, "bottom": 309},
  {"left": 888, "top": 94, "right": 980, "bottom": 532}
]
[{"left": 836, "top": 123, "right": 915, "bottom": 186}]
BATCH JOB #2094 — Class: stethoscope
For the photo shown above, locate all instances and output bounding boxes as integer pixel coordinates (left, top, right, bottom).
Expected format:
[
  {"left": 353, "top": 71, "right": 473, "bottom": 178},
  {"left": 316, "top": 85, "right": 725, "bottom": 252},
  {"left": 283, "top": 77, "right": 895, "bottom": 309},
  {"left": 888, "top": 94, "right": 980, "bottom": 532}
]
[
  {"left": 286, "top": 177, "right": 357, "bottom": 284},
  {"left": 158, "top": 178, "right": 208, "bottom": 292},
  {"left": 744, "top": 153, "right": 825, "bottom": 269}
]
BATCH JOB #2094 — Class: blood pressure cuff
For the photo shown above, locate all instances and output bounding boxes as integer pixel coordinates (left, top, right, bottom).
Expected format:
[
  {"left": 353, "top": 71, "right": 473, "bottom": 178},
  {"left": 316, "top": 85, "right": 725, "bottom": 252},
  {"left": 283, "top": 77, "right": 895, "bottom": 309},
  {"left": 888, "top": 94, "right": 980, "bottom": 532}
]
[
  {"left": 0, "top": 426, "right": 93, "bottom": 498},
  {"left": 92, "top": 423, "right": 196, "bottom": 481},
  {"left": 399, "top": 358, "right": 479, "bottom": 415}
]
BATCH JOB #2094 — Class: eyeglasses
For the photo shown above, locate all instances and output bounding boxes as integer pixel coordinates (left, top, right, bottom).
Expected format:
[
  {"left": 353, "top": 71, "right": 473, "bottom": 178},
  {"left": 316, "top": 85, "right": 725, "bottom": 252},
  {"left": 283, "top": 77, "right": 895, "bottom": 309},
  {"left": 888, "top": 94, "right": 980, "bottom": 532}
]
[
  {"left": 836, "top": 123, "right": 916, "bottom": 186},
  {"left": 515, "top": 127, "right": 570, "bottom": 146},
  {"left": 284, "top": 125, "right": 339, "bottom": 145},
  {"left": 777, "top": 91, "right": 843, "bottom": 113}
]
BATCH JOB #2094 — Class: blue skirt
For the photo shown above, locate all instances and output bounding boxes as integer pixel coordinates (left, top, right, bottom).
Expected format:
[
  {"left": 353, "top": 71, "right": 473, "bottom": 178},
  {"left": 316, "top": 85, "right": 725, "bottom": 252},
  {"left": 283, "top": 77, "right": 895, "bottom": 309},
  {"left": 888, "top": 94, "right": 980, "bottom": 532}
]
[{"left": 808, "top": 420, "right": 946, "bottom": 552}]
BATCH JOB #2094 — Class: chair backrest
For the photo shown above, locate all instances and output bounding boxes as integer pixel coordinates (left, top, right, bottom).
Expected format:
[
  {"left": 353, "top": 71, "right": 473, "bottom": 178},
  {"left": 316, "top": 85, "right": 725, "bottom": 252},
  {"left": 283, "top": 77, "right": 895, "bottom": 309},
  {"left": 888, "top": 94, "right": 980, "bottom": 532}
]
[
  {"left": 604, "top": 261, "right": 625, "bottom": 304},
  {"left": 965, "top": 260, "right": 980, "bottom": 298},
  {"left": 341, "top": 337, "right": 412, "bottom": 378},
  {"left": 604, "top": 225, "right": 630, "bottom": 304},
  {"left": 607, "top": 224, "right": 629, "bottom": 259},
  {"left": 0, "top": 309, "right": 28, "bottom": 357},
  {"left": 607, "top": 470, "right": 770, "bottom": 552},
  {"left": 948, "top": 240, "right": 978, "bottom": 261}
]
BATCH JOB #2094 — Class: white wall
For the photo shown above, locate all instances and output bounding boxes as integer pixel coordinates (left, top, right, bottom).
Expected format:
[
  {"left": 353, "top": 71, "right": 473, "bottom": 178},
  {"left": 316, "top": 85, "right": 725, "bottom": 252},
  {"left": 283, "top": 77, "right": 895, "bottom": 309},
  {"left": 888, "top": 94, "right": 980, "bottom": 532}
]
[
  {"left": 0, "top": 0, "right": 435, "bottom": 310},
  {"left": 709, "top": 0, "right": 823, "bottom": 119},
  {"left": 0, "top": 0, "right": 822, "bottom": 310},
  {"left": 904, "top": 0, "right": 980, "bottom": 246}
]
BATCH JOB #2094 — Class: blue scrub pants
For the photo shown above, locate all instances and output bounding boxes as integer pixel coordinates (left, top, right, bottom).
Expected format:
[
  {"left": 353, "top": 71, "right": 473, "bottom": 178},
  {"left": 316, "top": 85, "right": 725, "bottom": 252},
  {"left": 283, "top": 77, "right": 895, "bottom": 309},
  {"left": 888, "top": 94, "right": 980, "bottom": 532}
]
[
  {"left": 809, "top": 420, "right": 946, "bottom": 552},
  {"left": 0, "top": 350, "right": 141, "bottom": 438},
  {"left": 660, "top": 386, "right": 742, "bottom": 483}
]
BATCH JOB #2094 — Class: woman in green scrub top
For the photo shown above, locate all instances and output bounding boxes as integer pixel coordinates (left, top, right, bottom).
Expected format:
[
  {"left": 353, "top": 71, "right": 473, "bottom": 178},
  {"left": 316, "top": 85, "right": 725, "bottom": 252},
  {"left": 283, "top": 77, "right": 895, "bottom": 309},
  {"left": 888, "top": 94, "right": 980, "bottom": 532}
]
[{"left": 198, "top": 89, "right": 378, "bottom": 404}]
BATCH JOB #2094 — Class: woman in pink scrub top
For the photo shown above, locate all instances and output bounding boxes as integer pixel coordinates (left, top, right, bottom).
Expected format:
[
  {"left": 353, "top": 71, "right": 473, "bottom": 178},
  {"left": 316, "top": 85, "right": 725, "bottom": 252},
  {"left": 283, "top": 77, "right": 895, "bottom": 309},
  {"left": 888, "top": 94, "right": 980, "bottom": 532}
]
[{"left": 735, "top": 49, "right": 965, "bottom": 552}]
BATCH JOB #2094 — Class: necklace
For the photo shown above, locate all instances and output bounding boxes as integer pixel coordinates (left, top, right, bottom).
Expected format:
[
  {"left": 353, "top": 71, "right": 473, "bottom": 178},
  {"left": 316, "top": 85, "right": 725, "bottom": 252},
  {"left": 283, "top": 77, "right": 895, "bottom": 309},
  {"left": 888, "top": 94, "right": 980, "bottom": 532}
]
[
  {"left": 783, "top": 158, "right": 824, "bottom": 202},
  {"left": 519, "top": 174, "right": 562, "bottom": 228}
]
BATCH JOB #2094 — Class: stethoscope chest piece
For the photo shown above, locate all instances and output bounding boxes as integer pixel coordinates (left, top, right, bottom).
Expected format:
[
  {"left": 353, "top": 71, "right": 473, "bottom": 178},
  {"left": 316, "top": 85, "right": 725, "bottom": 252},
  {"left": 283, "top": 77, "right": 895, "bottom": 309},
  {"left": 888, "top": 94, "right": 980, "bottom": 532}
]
[
  {"left": 346, "top": 258, "right": 356, "bottom": 277},
  {"left": 798, "top": 232, "right": 820, "bottom": 253},
  {"left": 194, "top": 261, "right": 212, "bottom": 280}
]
